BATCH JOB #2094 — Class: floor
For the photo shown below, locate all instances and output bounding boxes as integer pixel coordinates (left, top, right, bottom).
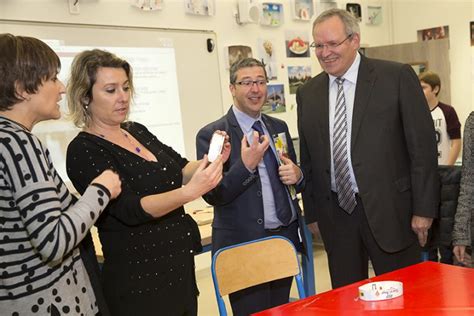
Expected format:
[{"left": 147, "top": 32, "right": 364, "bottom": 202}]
[{"left": 194, "top": 243, "right": 373, "bottom": 316}]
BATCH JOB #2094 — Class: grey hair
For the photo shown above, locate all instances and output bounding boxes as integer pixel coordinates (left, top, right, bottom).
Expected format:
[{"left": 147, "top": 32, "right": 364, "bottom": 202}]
[
  {"left": 313, "top": 8, "right": 360, "bottom": 37},
  {"left": 229, "top": 58, "right": 267, "bottom": 84}
]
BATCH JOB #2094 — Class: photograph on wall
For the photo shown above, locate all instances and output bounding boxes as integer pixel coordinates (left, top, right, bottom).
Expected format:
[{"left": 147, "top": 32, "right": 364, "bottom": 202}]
[
  {"left": 471, "top": 21, "right": 474, "bottom": 46},
  {"left": 261, "top": 3, "right": 283, "bottom": 27},
  {"left": 292, "top": 0, "right": 314, "bottom": 21},
  {"left": 226, "top": 45, "right": 253, "bottom": 68},
  {"left": 366, "top": 5, "right": 382, "bottom": 25},
  {"left": 257, "top": 38, "right": 278, "bottom": 80},
  {"left": 346, "top": 3, "right": 362, "bottom": 22},
  {"left": 184, "top": 0, "right": 215, "bottom": 16},
  {"left": 263, "top": 84, "right": 286, "bottom": 114},
  {"left": 417, "top": 25, "right": 449, "bottom": 41},
  {"left": 285, "top": 30, "right": 310, "bottom": 58},
  {"left": 130, "top": 0, "right": 163, "bottom": 11},
  {"left": 317, "top": 1, "right": 338, "bottom": 15},
  {"left": 288, "top": 65, "right": 311, "bottom": 94}
]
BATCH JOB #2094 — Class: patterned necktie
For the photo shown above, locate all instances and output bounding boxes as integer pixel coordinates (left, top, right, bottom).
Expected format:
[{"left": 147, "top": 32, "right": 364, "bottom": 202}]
[
  {"left": 252, "top": 120, "right": 292, "bottom": 225},
  {"left": 333, "top": 78, "right": 357, "bottom": 213}
]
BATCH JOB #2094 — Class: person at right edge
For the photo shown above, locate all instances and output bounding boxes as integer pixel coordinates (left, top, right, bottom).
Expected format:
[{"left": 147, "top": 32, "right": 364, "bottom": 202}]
[
  {"left": 296, "top": 8, "right": 439, "bottom": 289},
  {"left": 452, "top": 112, "right": 474, "bottom": 267}
]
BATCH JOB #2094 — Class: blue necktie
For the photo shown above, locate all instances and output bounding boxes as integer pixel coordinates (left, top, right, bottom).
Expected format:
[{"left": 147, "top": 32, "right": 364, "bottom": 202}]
[{"left": 252, "top": 120, "right": 292, "bottom": 225}]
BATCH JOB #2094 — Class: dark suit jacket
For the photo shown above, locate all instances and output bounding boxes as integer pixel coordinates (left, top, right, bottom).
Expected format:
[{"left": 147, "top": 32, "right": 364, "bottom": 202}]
[
  {"left": 296, "top": 55, "right": 439, "bottom": 253},
  {"left": 196, "top": 107, "right": 305, "bottom": 253}
]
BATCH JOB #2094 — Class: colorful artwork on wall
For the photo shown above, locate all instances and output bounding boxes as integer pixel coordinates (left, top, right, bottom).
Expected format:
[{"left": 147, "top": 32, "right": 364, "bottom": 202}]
[
  {"left": 261, "top": 3, "right": 283, "bottom": 27},
  {"left": 288, "top": 65, "right": 311, "bottom": 94},
  {"left": 263, "top": 84, "right": 286, "bottom": 114}
]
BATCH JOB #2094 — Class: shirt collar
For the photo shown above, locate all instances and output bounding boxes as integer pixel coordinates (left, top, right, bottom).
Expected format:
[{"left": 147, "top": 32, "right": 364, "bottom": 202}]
[
  {"left": 232, "top": 105, "right": 262, "bottom": 132},
  {"left": 328, "top": 51, "right": 361, "bottom": 86}
]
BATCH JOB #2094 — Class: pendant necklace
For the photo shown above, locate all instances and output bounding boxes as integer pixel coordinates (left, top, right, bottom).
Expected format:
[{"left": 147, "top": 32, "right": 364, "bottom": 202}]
[
  {"left": 96, "top": 129, "right": 142, "bottom": 154},
  {"left": 122, "top": 131, "right": 142, "bottom": 154}
]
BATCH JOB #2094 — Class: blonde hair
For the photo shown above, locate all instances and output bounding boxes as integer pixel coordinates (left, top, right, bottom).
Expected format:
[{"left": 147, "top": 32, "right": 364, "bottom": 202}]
[{"left": 67, "top": 49, "right": 134, "bottom": 128}]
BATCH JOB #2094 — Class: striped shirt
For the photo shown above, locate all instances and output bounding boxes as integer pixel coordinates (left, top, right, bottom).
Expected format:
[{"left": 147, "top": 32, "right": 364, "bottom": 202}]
[{"left": 0, "top": 117, "right": 110, "bottom": 315}]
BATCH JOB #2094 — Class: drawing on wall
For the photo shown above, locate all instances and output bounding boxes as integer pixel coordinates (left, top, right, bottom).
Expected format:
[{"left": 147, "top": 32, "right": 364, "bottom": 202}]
[
  {"left": 470, "top": 21, "right": 474, "bottom": 46},
  {"left": 130, "top": 0, "right": 162, "bottom": 11},
  {"left": 261, "top": 3, "right": 283, "bottom": 27},
  {"left": 226, "top": 45, "right": 253, "bottom": 68},
  {"left": 346, "top": 3, "right": 362, "bottom": 21},
  {"left": 263, "top": 84, "right": 286, "bottom": 114},
  {"left": 366, "top": 5, "right": 382, "bottom": 25},
  {"left": 417, "top": 25, "right": 449, "bottom": 41},
  {"left": 292, "top": 0, "right": 314, "bottom": 21},
  {"left": 184, "top": 0, "right": 215, "bottom": 16},
  {"left": 258, "top": 39, "right": 278, "bottom": 80},
  {"left": 288, "top": 65, "right": 311, "bottom": 94},
  {"left": 285, "top": 30, "right": 310, "bottom": 58},
  {"left": 317, "top": 0, "right": 337, "bottom": 15}
]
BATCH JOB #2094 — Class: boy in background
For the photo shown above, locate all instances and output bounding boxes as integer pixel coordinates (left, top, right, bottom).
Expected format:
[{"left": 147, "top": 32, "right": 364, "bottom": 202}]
[
  {"left": 419, "top": 71, "right": 462, "bottom": 264},
  {"left": 419, "top": 71, "right": 461, "bottom": 165}
]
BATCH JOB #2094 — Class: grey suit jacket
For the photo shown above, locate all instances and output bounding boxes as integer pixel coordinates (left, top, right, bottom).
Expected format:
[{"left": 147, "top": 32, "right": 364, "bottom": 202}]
[
  {"left": 296, "top": 55, "right": 439, "bottom": 253},
  {"left": 196, "top": 107, "right": 305, "bottom": 253}
]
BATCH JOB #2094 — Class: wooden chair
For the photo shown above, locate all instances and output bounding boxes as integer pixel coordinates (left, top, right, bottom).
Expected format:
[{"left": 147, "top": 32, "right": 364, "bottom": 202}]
[{"left": 211, "top": 236, "right": 306, "bottom": 316}]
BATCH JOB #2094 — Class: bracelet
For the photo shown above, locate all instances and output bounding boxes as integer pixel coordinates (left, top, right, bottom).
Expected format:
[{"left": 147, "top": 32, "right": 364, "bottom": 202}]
[{"left": 358, "top": 281, "right": 403, "bottom": 301}]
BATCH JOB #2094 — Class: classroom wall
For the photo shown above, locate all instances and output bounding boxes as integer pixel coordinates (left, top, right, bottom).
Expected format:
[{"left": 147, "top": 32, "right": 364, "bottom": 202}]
[
  {"left": 1, "top": 0, "right": 393, "bottom": 139},
  {"left": 389, "top": 0, "right": 474, "bottom": 128},
  {"left": 2, "top": 0, "right": 471, "bottom": 136}
]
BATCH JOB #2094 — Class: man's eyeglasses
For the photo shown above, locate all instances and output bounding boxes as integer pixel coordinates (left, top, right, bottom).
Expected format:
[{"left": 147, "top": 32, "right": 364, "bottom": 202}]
[
  {"left": 310, "top": 34, "right": 353, "bottom": 51},
  {"left": 234, "top": 79, "right": 268, "bottom": 87}
]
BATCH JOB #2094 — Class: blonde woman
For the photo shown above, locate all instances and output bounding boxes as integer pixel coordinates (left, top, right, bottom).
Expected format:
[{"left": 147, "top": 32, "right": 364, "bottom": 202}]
[{"left": 66, "top": 49, "right": 228, "bottom": 316}]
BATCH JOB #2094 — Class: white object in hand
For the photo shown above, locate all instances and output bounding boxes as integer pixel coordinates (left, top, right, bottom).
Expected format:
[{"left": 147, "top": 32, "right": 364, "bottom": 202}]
[{"left": 208, "top": 132, "right": 225, "bottom": 162}]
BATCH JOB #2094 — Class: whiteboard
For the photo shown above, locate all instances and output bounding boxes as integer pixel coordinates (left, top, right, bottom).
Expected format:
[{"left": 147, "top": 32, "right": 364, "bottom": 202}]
[{"left": 0, "top": 19, "right": 223, "bottom": 183}]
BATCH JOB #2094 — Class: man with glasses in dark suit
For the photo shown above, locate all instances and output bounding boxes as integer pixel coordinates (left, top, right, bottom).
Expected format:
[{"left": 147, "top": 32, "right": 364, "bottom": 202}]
[
  {"left": 196, "top": 58, "right": 305, "bottom": 315},
  {"left": 297, "top": 8, "right": 439, "bottom": 288}
]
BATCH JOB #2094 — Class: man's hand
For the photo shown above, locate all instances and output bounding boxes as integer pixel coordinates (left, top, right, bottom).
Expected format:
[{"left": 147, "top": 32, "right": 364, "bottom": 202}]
[
  {"left": 241, "top": 132, "right": 270, "bottom": 170},
  {"left": 411, "top": 215, "right": 433, "bottom": 247},
  {"left": 279, "top": 155, "right": 302, "bottom": 185}
]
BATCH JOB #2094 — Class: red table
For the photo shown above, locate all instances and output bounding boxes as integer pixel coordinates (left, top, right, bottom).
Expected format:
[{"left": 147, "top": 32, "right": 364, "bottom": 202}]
[{"left": 254, "top": 262, "right": 474, "bottom": 316}]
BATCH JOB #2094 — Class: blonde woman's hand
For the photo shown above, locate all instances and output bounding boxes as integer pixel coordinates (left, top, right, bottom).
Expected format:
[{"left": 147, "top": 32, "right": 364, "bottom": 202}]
[{"left": 184, "top": 155, "right": 223, "bottom": 200}]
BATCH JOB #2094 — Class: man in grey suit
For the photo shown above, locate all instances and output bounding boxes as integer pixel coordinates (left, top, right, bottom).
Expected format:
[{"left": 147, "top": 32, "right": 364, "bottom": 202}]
[
  {"left": 297, "top": 9, "right": 439, "bottom": 288},
  {"left": 196, "top": 58, "right": 305, "bottom": 315}
]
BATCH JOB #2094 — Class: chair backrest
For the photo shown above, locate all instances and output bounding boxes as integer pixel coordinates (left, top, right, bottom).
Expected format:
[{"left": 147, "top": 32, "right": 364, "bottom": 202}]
[{"left": 211, "top": 236, "right": 306, "bottom": 315}]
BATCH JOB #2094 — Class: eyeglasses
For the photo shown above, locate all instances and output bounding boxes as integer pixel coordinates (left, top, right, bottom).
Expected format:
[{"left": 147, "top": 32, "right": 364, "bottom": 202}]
[
  {"left": 310, "top": 34, "right": 353, "bottom": 51},
  {"left": 234, "top": 79, "right": 268, "bottom": 87}
]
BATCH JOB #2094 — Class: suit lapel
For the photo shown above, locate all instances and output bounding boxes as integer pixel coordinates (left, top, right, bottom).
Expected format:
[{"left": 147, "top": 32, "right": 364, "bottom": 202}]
[
  {"left": 262, "top": 115, "right": 298, "bottom": 201},
  {"left": 351, "top": 56, "right": 376, "bottom": 150},
  {"left": 314, "top": 75, "right": 331, "bottom": 164},
  {"left": 318, "top": 76, "right": 330, "bottom": 143},
  {"left": 261, "top": 115, "right": 278, "bottom": 143},
  {"left": 226, "top": 107, "right": 245, "bottom": 141}
]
